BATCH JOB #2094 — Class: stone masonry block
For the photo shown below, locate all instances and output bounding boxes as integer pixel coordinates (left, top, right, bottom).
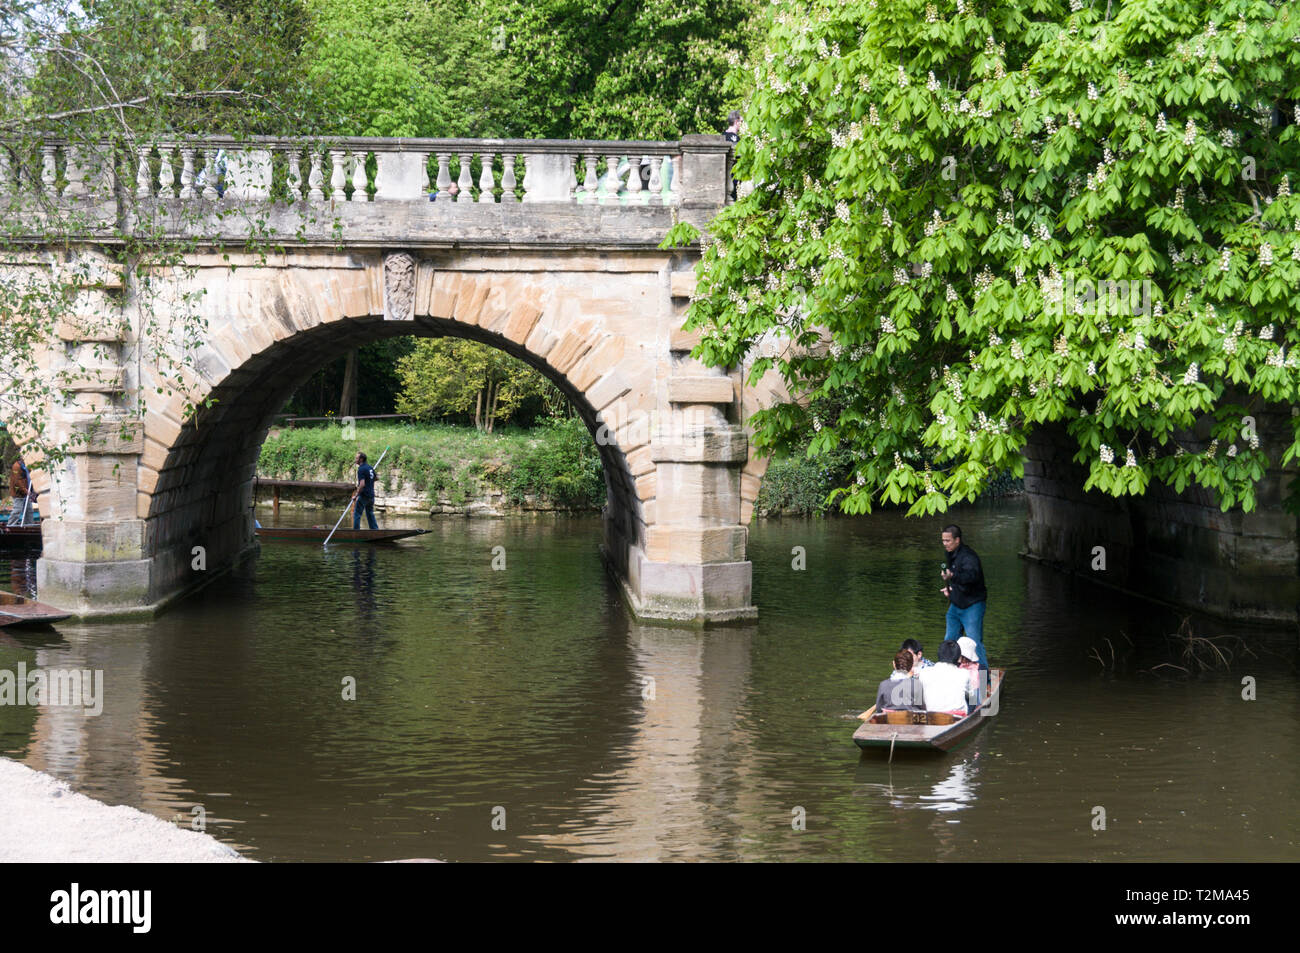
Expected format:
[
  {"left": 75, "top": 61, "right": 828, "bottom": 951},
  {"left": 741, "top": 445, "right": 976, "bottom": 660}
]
[
  {"left": 669, "top": 271, "right": 698, "bottom": 299},
  {"left": 668, "top": 376, "right": 734, "bottom": 404}
]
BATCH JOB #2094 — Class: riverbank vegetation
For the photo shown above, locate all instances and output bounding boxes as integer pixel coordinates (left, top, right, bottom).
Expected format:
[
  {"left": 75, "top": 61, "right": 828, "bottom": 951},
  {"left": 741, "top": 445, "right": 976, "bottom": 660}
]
[{"left": 258, "top": 419, "right": 605, "bottom": 510}]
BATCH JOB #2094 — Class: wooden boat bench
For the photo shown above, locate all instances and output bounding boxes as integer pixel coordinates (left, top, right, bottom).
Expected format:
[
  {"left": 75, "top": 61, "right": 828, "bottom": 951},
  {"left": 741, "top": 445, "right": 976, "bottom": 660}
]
[{"left": 873, "top": 710, "right": 960, "bottom": 726}]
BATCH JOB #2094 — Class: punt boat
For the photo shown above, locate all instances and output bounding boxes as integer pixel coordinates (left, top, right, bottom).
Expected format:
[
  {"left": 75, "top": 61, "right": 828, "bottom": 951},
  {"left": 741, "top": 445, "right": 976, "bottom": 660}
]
[
  {"left": 254, "top": 526, "right": 429, "bottom": 543},
  {"left": 854, "top": 668, "right": 1005, "bottom": 754},
  {"left": 0, "top": 524, "right": 42, "bottom": 549},
  {"left": 0, "top": 590, "right": 71, "bottom": 628}
]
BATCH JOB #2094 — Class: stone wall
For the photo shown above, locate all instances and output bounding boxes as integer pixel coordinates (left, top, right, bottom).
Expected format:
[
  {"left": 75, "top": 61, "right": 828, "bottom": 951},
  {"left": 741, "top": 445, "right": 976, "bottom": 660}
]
[{"left": 1024, "top": 417, "right": 1300, "bottom": 625}]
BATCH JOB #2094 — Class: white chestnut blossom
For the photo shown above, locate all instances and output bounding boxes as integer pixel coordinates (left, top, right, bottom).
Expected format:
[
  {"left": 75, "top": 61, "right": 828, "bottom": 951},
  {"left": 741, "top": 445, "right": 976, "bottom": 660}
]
[{"left": 1100, "top": 444, "right": 1114, "bottom": 464}]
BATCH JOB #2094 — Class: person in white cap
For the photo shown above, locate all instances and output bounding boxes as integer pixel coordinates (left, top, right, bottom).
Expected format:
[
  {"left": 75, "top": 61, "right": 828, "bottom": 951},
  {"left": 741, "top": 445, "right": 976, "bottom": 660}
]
[{"left": 956, "top": 636, "right": 983, "bottom": 707}]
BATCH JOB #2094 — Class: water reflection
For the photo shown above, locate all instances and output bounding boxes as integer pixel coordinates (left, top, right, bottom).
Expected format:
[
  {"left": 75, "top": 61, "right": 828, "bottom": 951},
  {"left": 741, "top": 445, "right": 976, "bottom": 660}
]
[{"left": 1, "top": 503, "right": 1297, "bottom": 862}]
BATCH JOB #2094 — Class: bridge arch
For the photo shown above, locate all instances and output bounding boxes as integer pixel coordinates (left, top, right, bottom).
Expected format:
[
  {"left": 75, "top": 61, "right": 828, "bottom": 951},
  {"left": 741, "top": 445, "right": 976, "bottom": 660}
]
[
  {"left": 33, "top": 245, "right": 773, "bottom": 624},
  {"left": 139, "top": 249, "right": 654, "bottom": 601}
]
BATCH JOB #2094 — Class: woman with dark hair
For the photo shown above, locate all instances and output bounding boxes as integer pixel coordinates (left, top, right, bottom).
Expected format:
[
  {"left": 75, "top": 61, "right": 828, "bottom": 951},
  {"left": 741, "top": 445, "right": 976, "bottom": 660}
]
[
  {"left": 874, "top": 650, "right": 925, "bottom": 712},
  {"left": 724, "top": 109, "right": 741, "bottom": 143}
]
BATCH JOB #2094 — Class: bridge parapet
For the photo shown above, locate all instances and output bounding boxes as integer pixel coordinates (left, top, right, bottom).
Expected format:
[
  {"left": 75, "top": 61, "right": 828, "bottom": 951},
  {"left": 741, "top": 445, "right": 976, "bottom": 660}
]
[{"left": 0, "top": 134, "right": 731, "bottom": 244}]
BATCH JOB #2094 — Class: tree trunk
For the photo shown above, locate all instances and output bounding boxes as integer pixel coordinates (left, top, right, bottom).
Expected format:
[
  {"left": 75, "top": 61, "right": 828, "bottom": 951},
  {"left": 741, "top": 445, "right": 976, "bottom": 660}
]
[
  {"left": 474, "top": 387, "right": 484, "bottom": 431},
  {"left": 339, "top": 349, "right": 358, "bottom": 418},
  {"left": 486, "top": 381, "right": 497, "bottom": 434}
]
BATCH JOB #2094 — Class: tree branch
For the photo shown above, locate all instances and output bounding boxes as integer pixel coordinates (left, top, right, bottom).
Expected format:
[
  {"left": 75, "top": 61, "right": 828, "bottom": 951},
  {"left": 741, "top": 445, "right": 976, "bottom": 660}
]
[{"left": 0, "top": 90, "right": 281, "bottom": 130}]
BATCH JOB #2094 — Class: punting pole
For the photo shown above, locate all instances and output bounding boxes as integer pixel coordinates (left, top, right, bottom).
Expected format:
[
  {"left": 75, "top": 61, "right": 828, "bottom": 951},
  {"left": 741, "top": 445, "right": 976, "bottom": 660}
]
[{"left": 323, "top": 446, "right": 390, "bottom": 547}]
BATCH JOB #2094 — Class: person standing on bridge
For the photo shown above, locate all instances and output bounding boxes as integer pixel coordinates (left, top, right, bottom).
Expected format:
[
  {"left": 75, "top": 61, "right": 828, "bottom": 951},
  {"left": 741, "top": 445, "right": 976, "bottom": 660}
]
[
  {"left": 352, "top": 451, "right": 379, "bottom": 531},
  {"left": 940, "top": 524, "right": 989, "bottom": 671}
]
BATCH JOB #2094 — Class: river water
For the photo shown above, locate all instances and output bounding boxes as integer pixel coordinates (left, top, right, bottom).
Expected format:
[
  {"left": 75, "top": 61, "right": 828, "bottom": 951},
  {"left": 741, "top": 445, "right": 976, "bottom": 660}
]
[{"left": 2, "top": 501, "right": 1296, "bottom": 861}]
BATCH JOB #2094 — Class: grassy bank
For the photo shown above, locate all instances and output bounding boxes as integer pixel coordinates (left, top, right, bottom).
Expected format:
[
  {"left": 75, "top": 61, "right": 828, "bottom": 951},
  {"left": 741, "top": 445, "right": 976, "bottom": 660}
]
[{"left": 257, "top": 418, "right": 605, "bottom": 510}]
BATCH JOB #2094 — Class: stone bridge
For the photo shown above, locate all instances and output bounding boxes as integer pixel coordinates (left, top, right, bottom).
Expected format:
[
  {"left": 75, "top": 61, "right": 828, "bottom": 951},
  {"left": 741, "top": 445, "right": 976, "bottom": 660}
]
[{"left": 2, "top": 135, "right": 785, "bottom": 625}]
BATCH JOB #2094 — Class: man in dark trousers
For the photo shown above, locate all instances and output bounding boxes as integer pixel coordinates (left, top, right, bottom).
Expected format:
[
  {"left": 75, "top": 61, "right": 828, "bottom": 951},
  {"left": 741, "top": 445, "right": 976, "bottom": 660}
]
[
  {"left": 940, "top": 524, "right": 988, "bottom": 670},
  {"left": 351, "top": 451, "right": 378, "bottom": 530}
]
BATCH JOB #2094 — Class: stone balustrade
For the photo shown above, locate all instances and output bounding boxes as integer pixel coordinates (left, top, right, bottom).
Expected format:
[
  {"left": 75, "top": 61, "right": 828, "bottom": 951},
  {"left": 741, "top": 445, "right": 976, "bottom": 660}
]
[{"left": 0, "top": 135, "right": 733, "bottom": 209}]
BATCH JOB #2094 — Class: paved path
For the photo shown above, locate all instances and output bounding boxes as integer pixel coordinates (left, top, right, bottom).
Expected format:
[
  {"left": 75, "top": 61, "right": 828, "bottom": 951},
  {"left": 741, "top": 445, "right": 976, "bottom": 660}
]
[{"left": 0, "top": 758, "right": 249, "bottom": 863}]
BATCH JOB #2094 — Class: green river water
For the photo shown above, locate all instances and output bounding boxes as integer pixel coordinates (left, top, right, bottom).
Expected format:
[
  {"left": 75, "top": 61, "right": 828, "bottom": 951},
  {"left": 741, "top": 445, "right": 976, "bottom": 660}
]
[{"left": 2, "top": 501, "right": 1296, "bottom": 861}]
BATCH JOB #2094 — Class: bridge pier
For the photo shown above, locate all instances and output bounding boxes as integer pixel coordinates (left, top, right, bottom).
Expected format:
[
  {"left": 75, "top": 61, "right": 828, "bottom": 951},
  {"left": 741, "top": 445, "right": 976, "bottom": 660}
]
[
  {"left": 31, "top": 256, "right": 156, "bottom": 615},
  {"left": 1024, "top": 418, "right": 1300, "bottom": 625}
]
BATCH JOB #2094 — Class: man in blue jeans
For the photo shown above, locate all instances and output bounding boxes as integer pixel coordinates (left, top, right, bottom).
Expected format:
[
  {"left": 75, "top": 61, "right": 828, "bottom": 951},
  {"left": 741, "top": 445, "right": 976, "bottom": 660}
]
[
  {"left": 940, "top": 524, "right": 989, "bottom": 671},
  {"left": 351, "top": 451, "right": 378, "bottom": 530}
]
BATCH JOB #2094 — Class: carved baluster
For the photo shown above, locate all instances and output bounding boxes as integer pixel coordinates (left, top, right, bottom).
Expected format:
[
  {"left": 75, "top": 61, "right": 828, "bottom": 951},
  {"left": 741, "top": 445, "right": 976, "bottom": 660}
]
[
  {"left": 601, "top": 153, "right": 621, "bottom": 205},
  {"left": 648, "top": 157, "right": 663, "bottom": 205},
  {"left": 41, "top": 144, "right": 57, "bottom": 196},
  {"left": 434, "top": 153, "right": 452, "bottom": 199},
  {"left": 286, "top": 148, "right": 302, "bottom": 201},
  {"left": 568, "top": 154, "right": 578, "bottom": 201},
  {"left": 157, "top": 147, "right": 175, "bottom": 198},
  {"left": 580, "top": 154, "right": 598, "bottom": 203},
  {"left": 477, "top": 153, "right": 496, "bottom": 202},
  {"left": 626, "top": 155, "right": 643, "bottom": 203},
  {"left": 329, "top": 150, "right": 347, "bottom": 201},
  {"left": 668, "top": 154, "right": 682, "bottom": 205},
  {"left": 421, "top": 153, "right": 432, "bottom": 198},
  {"left": 179, "top": 147, "right": 196, "bottom": 199},
  {"left": 456, "top": 152, "right": 473, "bottom": 201},
  {"left": 351, "top": 150, "right": 368, "bottom": 201},
  {"left": 307, "top": 149, "right": 324, "bottom": 201},
  {"left": 201, "top": 150, "right": 219, "bottom": 200},
  {"left": 62, "top": 145, "right": 87, "bottom": 197},
  {"left": 500, "top": 153, "right": 516, "bottom": 202},
  {"left": 136, "top": 147, "right": 152, "bottom": 197}
]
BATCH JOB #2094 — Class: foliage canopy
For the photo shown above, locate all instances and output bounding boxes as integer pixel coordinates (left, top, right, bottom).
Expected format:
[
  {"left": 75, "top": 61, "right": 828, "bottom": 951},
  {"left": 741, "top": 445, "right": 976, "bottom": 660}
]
[{"left": 674, "top": 0, "right": 1300, "bottom": 515}]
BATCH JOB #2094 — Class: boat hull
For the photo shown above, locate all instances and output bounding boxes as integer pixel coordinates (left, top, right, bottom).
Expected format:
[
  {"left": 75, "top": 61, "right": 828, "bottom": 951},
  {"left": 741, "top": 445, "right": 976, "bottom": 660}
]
[
  {"left": 255, "top": 526, "right": 429, "bottom": 543},
  {"left": 0, "top": 526, "right": 42, "bottom": 552},
  {"left": 0, "top": 591, "right": 71, "bottom": 628},
  {"left": 853, "top": 669, "right": 1005, "bottom": 752}
]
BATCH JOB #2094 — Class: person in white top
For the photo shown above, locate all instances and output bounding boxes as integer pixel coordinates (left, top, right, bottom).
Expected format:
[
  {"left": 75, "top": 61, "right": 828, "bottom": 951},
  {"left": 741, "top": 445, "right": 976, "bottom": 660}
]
[{"left": 919, "top": 641, "right": 978, "bottom": 715}]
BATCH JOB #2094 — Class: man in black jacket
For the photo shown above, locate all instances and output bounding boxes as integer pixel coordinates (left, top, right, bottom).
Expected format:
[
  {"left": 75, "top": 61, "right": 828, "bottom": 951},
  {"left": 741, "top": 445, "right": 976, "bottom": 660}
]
[{"left": 940, "top": 524, "right": 989, "bottom": 670}]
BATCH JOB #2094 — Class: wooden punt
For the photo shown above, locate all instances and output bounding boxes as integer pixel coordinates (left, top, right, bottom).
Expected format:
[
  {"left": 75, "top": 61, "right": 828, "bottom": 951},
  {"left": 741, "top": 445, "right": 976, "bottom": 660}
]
[
  {"left": 0, "top": 524, "right": 42, "bottom": 548},
  {"left": 255, "top": 526, "right": 429, "bottom": 543},
  {"left": 0, "top": 590, "right": 71, "bottom": 628},
  {"left": 853, "top": 669, "right": 1005, "bottom": 753}
]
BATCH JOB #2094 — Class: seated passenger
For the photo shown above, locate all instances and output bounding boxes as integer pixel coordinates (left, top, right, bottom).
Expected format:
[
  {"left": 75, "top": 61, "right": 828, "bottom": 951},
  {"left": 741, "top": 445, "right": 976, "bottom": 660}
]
[
  {"left": 956, "top": 636, "right": 983, "bottom": 708},
  {"left": 919, "top": 641, "right": 977, "bottom": 716},
  {"left": 874, "top": 650, "right": 926, "bottom": 712},
  {"left": 899, "top": 638, "right": 935, "bottom": 671}
]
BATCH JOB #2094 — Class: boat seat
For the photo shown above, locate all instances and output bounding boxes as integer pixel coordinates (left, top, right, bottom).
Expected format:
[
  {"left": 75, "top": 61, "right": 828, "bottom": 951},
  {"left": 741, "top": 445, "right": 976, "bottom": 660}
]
[{"left": 874, "top": 710, "right": 962, "bottom": 726}]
